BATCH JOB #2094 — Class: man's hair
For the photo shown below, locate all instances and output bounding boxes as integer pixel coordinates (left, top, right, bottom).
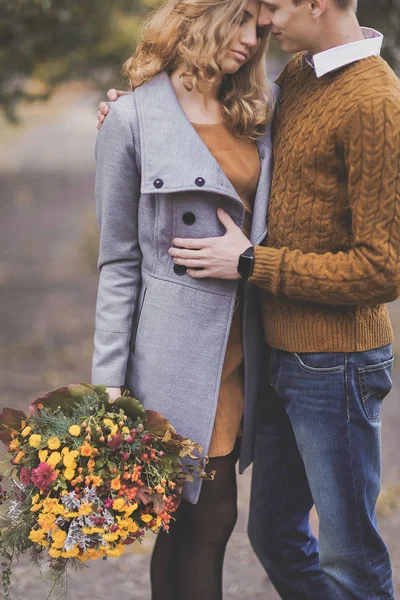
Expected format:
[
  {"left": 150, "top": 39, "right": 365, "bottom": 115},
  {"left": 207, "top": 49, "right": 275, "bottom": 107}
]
[{"left": 293, "top": 0, "right": 357, "bottom": 9}]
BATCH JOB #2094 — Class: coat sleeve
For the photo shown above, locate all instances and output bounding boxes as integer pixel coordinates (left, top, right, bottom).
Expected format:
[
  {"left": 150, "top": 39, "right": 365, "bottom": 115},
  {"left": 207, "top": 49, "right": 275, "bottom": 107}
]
[
  {"left": 91, "top": 99, "right": 142, "bottom": 386},
  {"left": 249, "top": 95, "right": 400, "bottom": 306}
]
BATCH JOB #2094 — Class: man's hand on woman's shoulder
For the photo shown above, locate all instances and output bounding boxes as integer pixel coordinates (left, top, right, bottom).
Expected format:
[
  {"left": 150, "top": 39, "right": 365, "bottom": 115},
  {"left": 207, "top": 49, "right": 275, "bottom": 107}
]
[{"left": 97, "top": 89, "right": 130, "bottom": 129}]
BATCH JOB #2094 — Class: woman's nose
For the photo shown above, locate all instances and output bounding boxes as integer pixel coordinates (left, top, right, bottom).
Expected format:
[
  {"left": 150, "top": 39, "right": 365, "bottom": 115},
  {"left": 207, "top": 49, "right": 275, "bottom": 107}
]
[{"left": 241, "top": 26, "right": 258, "bottom": 48}]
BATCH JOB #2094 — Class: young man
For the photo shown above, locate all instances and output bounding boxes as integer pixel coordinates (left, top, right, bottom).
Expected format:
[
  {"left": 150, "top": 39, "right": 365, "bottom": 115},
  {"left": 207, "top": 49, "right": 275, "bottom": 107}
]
[
  {"left": 168, "top": 1, "right": 400, "bottom": 598},
  {"left": 97, "top": 1, "right": 400, "bottom": 597}
]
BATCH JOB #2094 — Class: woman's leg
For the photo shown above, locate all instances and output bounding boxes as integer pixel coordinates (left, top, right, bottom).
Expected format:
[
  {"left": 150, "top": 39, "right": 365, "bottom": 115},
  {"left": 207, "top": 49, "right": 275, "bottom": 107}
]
[{"left": 151, "top": 442, "right": 240, "bottom": 600}]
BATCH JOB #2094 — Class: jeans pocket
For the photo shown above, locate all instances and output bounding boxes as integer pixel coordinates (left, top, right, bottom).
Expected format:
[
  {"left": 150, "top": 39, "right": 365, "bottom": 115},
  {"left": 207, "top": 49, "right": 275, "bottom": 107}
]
[
  {"left": 357, "top": 356, "right": 394, "bottom": 421},
  {"left": 292, "top": 352, "right": 346, "bottom": 374}
]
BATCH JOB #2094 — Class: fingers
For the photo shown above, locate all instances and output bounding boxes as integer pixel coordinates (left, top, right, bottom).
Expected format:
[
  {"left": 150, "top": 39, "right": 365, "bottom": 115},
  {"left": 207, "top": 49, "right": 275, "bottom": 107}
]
[
  {"left": 173, "top": 258, "right": 207, "bottom": 268},
  {"left": 172, "top": 237, "right": 211, "bottom": 249},
  {"left": 186, "top": 268, "right": 210, "bottom": 279},
  {"left": 217, "top": 207, "right": 236, "bottom": 231},
  {"left": 169, "top": 247, "right": 207, "bottom": 260},
  {"left": 107, "top": 89, "right": 119, "bottom": 101},
  {"left": 107, "top": 89, "right": 130, "bottom": 101}
]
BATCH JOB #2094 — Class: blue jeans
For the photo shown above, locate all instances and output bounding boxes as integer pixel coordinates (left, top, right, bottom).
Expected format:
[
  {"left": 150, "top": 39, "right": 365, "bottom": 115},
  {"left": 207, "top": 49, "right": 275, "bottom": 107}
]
[{"left": 248, "top": 344, "right": 395, "bottom": 600}]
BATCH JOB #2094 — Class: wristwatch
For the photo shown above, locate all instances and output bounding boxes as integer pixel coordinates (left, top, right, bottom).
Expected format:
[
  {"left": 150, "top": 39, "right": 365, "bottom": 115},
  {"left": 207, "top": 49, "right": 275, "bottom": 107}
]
[{"left": 237, "top": 246, "right": 254, "bottom": 280}]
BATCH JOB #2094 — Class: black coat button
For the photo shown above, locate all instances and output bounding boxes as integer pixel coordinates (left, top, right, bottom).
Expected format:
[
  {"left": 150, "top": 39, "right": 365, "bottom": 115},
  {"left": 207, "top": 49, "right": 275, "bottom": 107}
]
[
  {"left": 153, "top": 178, "right": 164, "bottom": 189},
  {"left": 195, "top": 177, "right": 205, "bottom": 187},
  {"left": 182, "top": 212, "right": 196, "bottom": 225},
  {"left": 174, "top": 264, "right": 187, "bottom": 276}
]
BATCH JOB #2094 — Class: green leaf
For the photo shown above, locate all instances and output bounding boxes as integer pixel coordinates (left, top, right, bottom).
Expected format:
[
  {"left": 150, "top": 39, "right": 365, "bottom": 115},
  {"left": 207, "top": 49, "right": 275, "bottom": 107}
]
[
  {"left": 29, "top": 384, "right": 94, "bottom": 416},
  {"left": 113, "top": 396, "right": 146, "bottom": 422}
]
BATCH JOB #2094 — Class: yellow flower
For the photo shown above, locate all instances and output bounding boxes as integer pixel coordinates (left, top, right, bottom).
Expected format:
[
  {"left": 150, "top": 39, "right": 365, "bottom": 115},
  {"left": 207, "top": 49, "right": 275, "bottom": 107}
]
[
  {"left": 9, "top": 439, "right": 20, "bottom": 452},
  {"left": 30, "top": 496, "right": 44, "bottom": 512},
  {"left": 82, "top": 526, "right": 104, "bottom": 534},
  {"left": 61, "top": 547, "right": 80, "bottom": 558},
  {"left": 29, "top": 528, "right": 46, "bottom": 543},
  {"left": 38, "top": 512, "right": 57, "bottom": 533},
  {"left": 47, "top": 436, "right": 61, "bottom": 450},
  {"left": 127, "top": 520, "right": 139, "bottom": 533},
  {"left": 51, "top": 529, "right": 67, "bottom": 549},
  {"left": 38, "top": 449, "right": 49, "bottom": 462},
  {"left": 42, "top": 498, "right": 60, "bottom": 514},
  {"left": 63, "top": 451, "right": 78, "bottom": 468},
  {"left": 122, "top": 427, "right": 130, "bottom": 435},
  {"left": 69, "top": 425, "right": 81, "bottom": 437},
  {"left": 110, "top": 425, "right": 119, "bottom": 436},
  {"left": 48, "top": 547, "right": 62, "bottom": 558},
  {"left": 64, "top": 511, "right": 79, "bottom": 518},
  {"left": 15, "top": 450, "right": 25, "bottom": 464},
  {"left": 107, "top": 544, "right": 124, "bottom": 557},
  {"left": 103, "top": 418, "right": 114, "bottom": 428},
  {"left": 80, "top": 443, "right": 92, "bottom": 457},
  {"left": 64, "top": 468, "right": 76, "bottom": 481},
  {"left": 141, "top": 514, "right": 153, "bottom": 523},
  {"left": 124, "top": 503, "right": 138, "bottom": 518},
  {"left": 103, "top": 532, "right": 119, "bottom": 542},
  {"left": 47, "top": 451, "right": 62, "bottom": 467},
  {"left": 29, "top": 434, "right": 42, "bottom": 448},
  {"left": 112, "top": 498, "right": 125, "bottom": 511},
  {"left": 78, "top": 502, "right": 92, "bottom": 516},
  {"left": 21, "top": 426, "right": 32, "bottom": 437},
  {"left": 110, "top": 477, "right": 121, "bottom": 491},
  {"left": 88, "top": 548, "right": 106, "bottom": 560},
  {"left": 87, "top": 475, "right": 103, "bottom": 487}
]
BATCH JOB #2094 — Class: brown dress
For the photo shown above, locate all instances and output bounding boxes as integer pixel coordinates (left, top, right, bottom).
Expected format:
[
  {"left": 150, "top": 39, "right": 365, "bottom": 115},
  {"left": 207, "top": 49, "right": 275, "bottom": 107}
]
[{"left": 191, "top": 122, "right": 261, "bottom": 458}]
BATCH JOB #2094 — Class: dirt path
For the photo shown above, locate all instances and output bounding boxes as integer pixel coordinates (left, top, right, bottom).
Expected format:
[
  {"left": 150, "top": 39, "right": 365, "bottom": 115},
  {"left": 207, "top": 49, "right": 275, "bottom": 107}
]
[{"left": 0, "top": 88, "right": 399, "bottom": 599}]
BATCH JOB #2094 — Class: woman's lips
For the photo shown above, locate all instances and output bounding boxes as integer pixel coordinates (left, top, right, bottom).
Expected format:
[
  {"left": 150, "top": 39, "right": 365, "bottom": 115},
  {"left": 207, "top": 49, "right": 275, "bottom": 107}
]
[{"left": 231, "top": 50, "right": 248, "bottom": 61}]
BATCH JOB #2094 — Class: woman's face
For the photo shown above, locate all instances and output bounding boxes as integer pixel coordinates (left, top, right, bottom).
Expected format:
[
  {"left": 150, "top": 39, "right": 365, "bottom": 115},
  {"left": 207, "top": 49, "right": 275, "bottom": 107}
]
[{"left": 220, "top": 0, "right": 263, "bottom": 75}]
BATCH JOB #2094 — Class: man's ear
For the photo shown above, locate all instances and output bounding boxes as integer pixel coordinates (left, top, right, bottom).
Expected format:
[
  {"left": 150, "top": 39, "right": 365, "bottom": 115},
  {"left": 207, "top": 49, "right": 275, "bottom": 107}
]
[{"left": 310, "top": 0, "right": 326, "bottom": 18}]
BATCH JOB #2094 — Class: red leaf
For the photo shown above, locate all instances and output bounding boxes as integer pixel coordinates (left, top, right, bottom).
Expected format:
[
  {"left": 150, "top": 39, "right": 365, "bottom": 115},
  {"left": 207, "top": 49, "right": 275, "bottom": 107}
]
[
  {"left": 145, "top": 410, "right": 176, "bottom": 436},
  {"left": 0, "top": 407, "right": 27, "bottom": 448}
]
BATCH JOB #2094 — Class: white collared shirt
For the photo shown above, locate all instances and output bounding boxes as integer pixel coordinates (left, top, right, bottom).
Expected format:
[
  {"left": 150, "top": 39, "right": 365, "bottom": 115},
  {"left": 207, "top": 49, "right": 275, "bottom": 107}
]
[{"left": 301, "top": 27, "right": 383, "bottom": 78}]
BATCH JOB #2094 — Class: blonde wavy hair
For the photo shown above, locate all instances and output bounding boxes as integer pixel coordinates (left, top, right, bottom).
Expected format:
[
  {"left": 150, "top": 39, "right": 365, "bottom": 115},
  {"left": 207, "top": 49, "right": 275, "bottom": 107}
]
[{"left": 122, "top": 0, "right": 271, "bottom": 140}]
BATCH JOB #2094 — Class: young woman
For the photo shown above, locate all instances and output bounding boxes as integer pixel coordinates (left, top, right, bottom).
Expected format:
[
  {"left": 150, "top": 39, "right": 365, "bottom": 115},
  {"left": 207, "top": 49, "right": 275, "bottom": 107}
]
[{"left": 92, "top": 0, "right": 276, "bottom": 597}]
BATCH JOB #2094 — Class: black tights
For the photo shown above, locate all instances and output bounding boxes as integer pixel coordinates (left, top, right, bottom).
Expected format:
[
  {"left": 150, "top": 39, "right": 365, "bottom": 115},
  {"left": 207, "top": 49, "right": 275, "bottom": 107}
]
[{"left": 150, "top": 442, "right": 240, "bottom": 600}]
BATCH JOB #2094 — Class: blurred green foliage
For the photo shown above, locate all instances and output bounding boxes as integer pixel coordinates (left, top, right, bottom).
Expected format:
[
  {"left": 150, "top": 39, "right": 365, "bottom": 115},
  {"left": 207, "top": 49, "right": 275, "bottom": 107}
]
[
  {"left": 0, "top": 0, "right": 158, "bottom": 121},
  {"left": 0, "top": 0, "right": 399, "bottom": 121}
]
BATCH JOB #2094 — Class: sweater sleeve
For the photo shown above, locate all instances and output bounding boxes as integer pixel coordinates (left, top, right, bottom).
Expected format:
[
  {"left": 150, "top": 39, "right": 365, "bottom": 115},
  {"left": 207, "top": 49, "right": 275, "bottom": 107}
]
[
  {"left": 91, "top": 98, "right": 142, "bottom": 386},
  {"left": 249, "top": 95, "right": 400, "bottom": 306}
]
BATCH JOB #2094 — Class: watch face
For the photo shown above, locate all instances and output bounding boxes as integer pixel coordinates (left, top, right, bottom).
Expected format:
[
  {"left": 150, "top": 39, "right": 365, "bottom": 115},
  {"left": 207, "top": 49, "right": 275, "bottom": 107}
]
[{"left": 238, "top": 254, "right": 254, "bottom": 279}]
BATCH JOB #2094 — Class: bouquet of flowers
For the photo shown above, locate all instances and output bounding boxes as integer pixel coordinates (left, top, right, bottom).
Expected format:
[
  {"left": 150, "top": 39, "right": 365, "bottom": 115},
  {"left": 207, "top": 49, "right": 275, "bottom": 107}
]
[{"left": 0, "top": 383, "right": 210, "bottom": 598}]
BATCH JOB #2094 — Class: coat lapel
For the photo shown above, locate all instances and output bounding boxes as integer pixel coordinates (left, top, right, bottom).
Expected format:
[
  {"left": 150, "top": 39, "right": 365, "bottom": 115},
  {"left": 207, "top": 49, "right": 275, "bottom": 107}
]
[{"left": 134, "top": 71, "right": 277, "bottom": 242}]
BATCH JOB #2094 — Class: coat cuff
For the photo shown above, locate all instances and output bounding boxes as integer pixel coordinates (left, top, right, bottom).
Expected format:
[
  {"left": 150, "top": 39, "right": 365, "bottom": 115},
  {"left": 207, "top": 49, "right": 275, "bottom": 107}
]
[
  {"left": 91, "top": 330, "right": 130, "bottom": 387},
  {"left": 249, "top": 246, "right": 284, "bottom": 294}
]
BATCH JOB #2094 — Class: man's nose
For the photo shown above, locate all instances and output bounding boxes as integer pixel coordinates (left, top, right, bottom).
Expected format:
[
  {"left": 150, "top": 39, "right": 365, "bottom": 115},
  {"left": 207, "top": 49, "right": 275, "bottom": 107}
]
[{"left": 258, "top": 6, "right": 272, "bottom": 28}]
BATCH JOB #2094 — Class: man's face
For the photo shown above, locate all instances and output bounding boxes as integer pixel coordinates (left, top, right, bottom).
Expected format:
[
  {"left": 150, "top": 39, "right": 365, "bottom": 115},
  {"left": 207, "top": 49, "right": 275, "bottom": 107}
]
[{"left": 258, "top": 0, "right": 318, "bottom": 54}]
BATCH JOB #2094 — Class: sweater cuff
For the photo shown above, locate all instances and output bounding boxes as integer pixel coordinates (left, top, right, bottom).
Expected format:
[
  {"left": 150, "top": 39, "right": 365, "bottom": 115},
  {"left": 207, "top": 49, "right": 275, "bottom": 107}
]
[{"left": 249, "top": 246, "right": 284, "bottom": 294}]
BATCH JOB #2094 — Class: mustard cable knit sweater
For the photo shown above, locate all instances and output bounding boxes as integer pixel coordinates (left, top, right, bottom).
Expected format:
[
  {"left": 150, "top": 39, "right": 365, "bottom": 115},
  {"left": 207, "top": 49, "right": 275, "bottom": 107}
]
[{"left": 249, "top": 55, "right": 400, "bottom": 352}]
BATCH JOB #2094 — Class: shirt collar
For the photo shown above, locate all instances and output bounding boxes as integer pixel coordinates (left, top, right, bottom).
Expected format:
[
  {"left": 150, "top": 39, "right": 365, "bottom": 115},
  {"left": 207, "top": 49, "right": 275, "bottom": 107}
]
[{"left": 301, "top": 27, "right": 383, "bottom": 77}]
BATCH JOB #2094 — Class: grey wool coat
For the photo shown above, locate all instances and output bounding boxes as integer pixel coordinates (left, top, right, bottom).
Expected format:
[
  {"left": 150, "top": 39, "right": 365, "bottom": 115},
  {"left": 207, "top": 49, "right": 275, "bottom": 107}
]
[{"left": 92, "top": 71, "right": 279, "bottom": 503}]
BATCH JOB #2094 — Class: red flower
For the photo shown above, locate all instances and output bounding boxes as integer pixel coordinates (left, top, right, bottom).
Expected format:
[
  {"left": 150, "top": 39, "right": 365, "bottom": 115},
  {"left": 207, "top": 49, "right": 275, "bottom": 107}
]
[
  {"left": 30, "top": 462, "right": 57, "bottom": 492},
  {"left": 104, "top": 497, "right": 113, "bottom": 509},
  {"left": 107, "top": 433, "right": 123, "bottom": 452},
  {"left": 20, "top": 466, "right": 31, "bottom": 485}
]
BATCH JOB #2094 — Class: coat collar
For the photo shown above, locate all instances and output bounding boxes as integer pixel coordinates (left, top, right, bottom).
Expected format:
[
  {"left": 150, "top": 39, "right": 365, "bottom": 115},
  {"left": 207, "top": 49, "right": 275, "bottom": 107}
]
[{"left": 133, "top": 71, "right": 276, "bottom": 244}]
